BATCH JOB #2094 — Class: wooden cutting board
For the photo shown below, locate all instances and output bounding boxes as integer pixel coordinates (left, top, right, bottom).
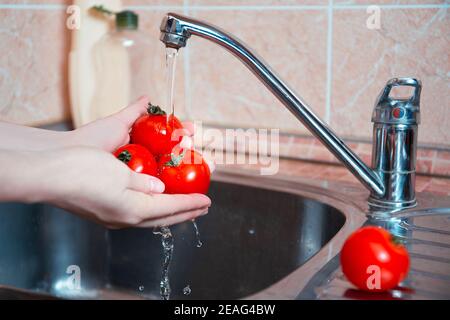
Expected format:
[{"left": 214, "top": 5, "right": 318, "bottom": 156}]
[{"left": 69, "top": 0, "right": 122, "bottom": 128}]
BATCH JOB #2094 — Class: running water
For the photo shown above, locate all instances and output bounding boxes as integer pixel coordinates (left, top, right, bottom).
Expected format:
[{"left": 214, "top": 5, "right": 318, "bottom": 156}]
[
  {"left": 156, "top": 47, "right": 202, "bottom": 300},
  {"left": 153, "top": 226, "right": 174, "bottom": 300},
  {"left": 151, "top": 49, "right": 177, "bottom": 301},
  {"left": 165, "top": 47, "right": 178, "bottom": 118},
  {"left": 192, "top": 219, "right": 203, "bottom": 248},
  {"left": 166, "top": 47, "right": 204, "bottom": 249}
]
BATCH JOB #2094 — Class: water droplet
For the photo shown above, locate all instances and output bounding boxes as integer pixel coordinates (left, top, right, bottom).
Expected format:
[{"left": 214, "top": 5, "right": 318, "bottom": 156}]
[
  {"left": 138, "top": 286, "right": 144, "bottom": 291},
  {"left": 192, "top": 220, "right": 203, "bottom": 248},
  {"left": 183, "top": 285, "right": 191, "bottom": 296}
]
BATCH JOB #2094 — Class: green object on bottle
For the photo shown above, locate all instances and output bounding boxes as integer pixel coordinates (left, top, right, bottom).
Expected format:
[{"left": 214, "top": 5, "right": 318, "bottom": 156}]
[
  {"left": 91, "top": 5, "right": 138, "bottom": 30},
  {"left": 116, "top": 10, "right": 138, "bottom": 30}
]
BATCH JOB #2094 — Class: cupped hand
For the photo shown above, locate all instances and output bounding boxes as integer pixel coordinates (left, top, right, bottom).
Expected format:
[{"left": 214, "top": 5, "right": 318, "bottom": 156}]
[
  {"left": 70, "top": 96, "right": 215, "bottom": 171},
  {"left": 38, "top": 147, "right": 211, "bottom": 229},
  {"left": 70, "top": 96, "right": 150, "bottom": 152}
]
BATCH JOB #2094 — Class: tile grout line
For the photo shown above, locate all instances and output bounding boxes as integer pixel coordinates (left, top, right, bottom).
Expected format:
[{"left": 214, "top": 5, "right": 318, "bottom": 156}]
[
  {"left": 333, "top": 3, "right": 450, "bottom": 10},
  {"left": 325, "top": 0, "right": 334, "bottom": 125},
  {"left": 127, "top": 4, "right": 450, "bottom": 11},
  {"left": 0, "top": 4, "right": 66, "bottom": 10},
  {"left": 1, "top": 4, "right": 449, "bottom": 11}
]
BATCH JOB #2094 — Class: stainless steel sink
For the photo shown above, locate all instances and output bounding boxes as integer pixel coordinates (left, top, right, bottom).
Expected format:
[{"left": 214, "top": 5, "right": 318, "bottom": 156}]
[
  {"left": 0, "top": 173, "right": 346, "bottom": 300},
  {"left": 2, "top": 168, "right": 448, "bottom": 300}
]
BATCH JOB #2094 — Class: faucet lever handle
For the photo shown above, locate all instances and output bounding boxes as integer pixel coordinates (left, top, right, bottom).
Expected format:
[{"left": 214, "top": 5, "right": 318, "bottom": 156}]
[{"left": 380, "top": 77, "right": 422, "bottom": 106}]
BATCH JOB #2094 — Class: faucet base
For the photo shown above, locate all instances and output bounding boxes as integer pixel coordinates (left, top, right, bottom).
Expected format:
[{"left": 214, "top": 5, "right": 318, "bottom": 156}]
[{"left": 368, "top": 197, "right": 417, "bottom": 213}]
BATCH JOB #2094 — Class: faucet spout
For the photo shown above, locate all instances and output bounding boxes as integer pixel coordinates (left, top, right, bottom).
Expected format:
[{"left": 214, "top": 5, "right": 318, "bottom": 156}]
[{"left": 160, "top": 13, "right": 385, "bottom": 198}]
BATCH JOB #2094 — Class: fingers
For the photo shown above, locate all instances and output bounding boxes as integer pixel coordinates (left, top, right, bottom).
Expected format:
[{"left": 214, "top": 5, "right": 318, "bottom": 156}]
[
  {"left": 115, "top": 96, "right": 149, "bottom": 127},
  {"left": 177, "top": 121, "right": 214, "bottom": 172},
  {"left": 181, "top": 121, "right": 195, "bottom": 136},
  {"left": 147, "top": 193, "right": 211, "bottom": 217},
  {"left": 202, "top": 153, "right": 216, "bottom": 173},
  {"left": 137, "top": 207, "right": 209, "bottom": 228},
  {"left": 125, "top": 190, "right": 211, "bottom": 220},
  {"left": 180, "top": 136, "right": 193, "bottom": 149},
  {"left": 129, "top": 172, "right": 165, "bottom": 194}
]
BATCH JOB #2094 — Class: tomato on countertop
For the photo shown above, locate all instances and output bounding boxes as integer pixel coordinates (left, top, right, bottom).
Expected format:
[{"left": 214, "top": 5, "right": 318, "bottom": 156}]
[
  {"left": 340, "top": 226, "right": 410, "bottom": 292},
  {"left": 130, "top": 103, "right": 185, "bottom": 157},
  {"left": 113, "top": 144, "right": 158, "bottom": 176},
  {"left": 158, "top": 149, "right": 210, "bottom": 195}
]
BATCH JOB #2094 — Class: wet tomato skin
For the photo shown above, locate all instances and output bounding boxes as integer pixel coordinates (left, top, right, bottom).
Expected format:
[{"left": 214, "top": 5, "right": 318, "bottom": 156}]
[
  {"left": 158, "top": 149, "right": 210, "bottom": 194},
  {"left": 340, "top": 226, "right": 410, "bottom": 292},
  {"left": 113, "top": 144, "right": 158, "bottom": 176},
  {"left": 130, "top": 104, "right": 184, "bottom": 157}
]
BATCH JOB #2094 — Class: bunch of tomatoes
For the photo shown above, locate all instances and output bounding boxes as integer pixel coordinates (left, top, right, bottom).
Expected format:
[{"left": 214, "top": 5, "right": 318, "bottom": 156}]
[{"left": 113, "top": 103, "right": 210, "bottom": 195}]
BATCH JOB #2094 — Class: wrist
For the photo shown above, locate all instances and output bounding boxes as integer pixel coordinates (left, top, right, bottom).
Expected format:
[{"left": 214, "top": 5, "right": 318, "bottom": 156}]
[
  {"left": 0, "top": 149, "right": 44, "bottom": 203},
  {"left": 24, "top": 149, "right": 73, "bottom": 204},
  {"left": 0, "top": 149, "right": 71, "bottom": 204}
]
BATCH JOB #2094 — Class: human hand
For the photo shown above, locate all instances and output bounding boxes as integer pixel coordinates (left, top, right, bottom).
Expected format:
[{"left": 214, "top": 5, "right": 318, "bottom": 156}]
[
  {"left": 70, "top": 96, "right": 215, "bottom": 171},
  {"left": 30, "top": 146, "right": 211, "bottom": 229},
  {"left": 70, "top": 96, "right": 191, "bottom": 152},
  {"left": 69, "top": 96, "right": 150, "bottom": 152}
]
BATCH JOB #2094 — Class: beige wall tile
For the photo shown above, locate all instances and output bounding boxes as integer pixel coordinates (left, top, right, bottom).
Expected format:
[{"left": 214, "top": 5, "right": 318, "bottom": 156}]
[
  {"left": 335, "top": 1, "right": 448, "bottom": 4},
  {"left": 6, "top": 1, "right": 181, "bottom": 6},
  {"left": 186, "top": 9, "right": 328, "bottom": 134},
  {"left": 3, "top": 1, "right": 69, "bottom": 4},
  {"left": 0, "top": 9, "right": 70, "bottom": 126},
  {"left": 123, "top": 0, "right": 183, "bottom": 5},
  {"left": 331, "top": 8, "right": 449, "bottom": 145},
  {"left": 189, "top": 0, "right": 328, "bottom": 5}
]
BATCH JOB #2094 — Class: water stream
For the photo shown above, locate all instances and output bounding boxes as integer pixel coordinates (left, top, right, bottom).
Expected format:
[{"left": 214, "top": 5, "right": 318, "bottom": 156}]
[
  {"left": 151, "top": 48, "right": 203, "bottom": 300},
  {"left": 165, "top": 47, "right": 178, "bottom": 118},
  {"left": 152, "top": 226, "right": 173, "bottom": 300}
]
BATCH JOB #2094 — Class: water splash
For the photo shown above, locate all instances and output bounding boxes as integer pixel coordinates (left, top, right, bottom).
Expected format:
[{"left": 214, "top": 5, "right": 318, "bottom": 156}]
[
  {"left": 153, "top": 226, "right": 174, "bottom": 300},
  {"left": 192, "top": 219, "right": 203, "bottom": 248},
  {"left": 183, "top": 285, "right": 192, "bottom": 296}
]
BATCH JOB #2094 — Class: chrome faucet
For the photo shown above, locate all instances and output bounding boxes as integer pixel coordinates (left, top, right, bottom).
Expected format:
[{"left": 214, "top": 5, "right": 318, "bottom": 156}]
[{"left": 160, "top": 13, "right": 421, "bottom": 212}]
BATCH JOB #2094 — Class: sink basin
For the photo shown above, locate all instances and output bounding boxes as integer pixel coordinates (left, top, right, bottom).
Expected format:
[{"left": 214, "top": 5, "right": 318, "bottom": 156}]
[{"left": 0, "top": 177, "right": 345, "bottom": 299}]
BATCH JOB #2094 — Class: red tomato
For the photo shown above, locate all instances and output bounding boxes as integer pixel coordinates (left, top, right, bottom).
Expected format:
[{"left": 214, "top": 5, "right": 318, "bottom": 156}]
[
  {"left": 340, "top": 226, "right": 410, "bottom": 292},
  {"left": 130, "top": 104, "right": 184, "bottom": 157},
  {"left": 158, "top": 149, "right": 210, "bottom": 194},
  {"left": 113, "top": 144, "right": 157, "bottom": 176}
]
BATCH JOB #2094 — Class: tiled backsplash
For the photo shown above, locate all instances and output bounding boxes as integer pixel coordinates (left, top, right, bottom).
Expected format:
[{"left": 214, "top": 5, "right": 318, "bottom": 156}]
[
  {"left": 0, "top": 1, "right": 449, "bottom": 174},
  {"left": 0, "top": 4, "right": 70, "bottom": 126}
]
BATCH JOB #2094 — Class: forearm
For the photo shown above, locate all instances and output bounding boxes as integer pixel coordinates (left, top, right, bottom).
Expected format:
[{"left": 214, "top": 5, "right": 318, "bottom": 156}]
[{"left": 0, "top": 121, "right": 73, "bottom": 151}]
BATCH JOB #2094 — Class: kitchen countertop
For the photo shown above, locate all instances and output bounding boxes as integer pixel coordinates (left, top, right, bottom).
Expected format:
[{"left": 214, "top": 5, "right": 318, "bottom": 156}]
[{"left": 216, "top": 157, "right": 450, "bottom": 197}]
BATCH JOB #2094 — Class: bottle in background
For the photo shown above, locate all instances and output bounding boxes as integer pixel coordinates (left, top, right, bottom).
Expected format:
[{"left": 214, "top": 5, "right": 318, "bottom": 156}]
[{"left": 90, "top": 10, "right": 158, "bottom": 120}]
